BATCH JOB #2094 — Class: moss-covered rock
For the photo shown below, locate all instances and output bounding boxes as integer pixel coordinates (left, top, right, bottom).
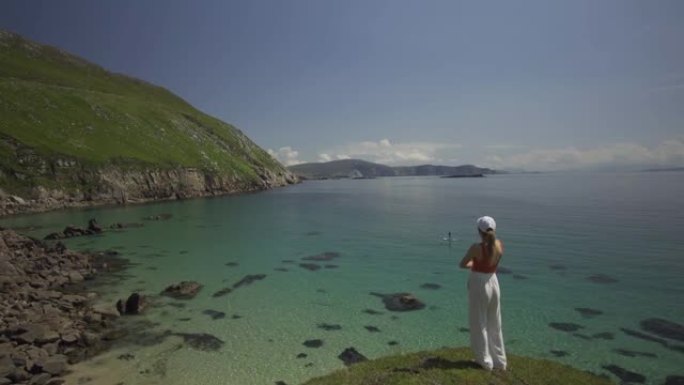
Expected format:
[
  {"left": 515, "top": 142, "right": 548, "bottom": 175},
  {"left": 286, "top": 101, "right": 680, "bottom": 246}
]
[{"left": 302, "top": 347, "right": 613, "bottom": 385}]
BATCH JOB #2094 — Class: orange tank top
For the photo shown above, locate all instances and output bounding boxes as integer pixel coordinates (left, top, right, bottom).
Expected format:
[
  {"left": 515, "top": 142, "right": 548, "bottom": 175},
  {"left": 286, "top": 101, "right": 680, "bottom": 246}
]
[{"left": 471, "top": 241, "right": 503, "bottom": 274}]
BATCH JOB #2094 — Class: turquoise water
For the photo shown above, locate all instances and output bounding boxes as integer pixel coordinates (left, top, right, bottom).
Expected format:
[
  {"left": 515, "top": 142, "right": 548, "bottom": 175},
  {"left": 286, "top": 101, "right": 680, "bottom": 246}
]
[{"left": 2, "top": 172, "right": 683, "bottom": 384}]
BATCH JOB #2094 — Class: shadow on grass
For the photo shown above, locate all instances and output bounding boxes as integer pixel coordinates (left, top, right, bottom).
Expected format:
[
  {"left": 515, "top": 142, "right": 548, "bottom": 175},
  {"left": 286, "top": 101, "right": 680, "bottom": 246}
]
[{"left": 421, "top": 357, "right": 482, "bottom": 370}]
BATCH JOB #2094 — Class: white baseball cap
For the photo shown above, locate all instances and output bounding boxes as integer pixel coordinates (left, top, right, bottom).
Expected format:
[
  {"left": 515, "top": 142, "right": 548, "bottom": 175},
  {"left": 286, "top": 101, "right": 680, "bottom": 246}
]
[{"left": 476, "top": 216, "right": 496, "bottom": 232}]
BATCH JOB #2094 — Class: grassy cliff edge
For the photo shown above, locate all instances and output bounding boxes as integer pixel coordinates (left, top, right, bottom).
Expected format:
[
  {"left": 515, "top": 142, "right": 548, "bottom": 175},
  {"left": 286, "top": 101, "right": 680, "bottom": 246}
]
[{"left": 303, "top": 347, "right": 614, "bottom": 385}]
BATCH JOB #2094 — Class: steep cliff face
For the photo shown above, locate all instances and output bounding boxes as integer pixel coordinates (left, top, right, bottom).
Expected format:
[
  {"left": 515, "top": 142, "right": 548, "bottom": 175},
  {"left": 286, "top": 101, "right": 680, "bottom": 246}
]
[{"left": 0, "top": 30, "right": 296, "bottom": 216}]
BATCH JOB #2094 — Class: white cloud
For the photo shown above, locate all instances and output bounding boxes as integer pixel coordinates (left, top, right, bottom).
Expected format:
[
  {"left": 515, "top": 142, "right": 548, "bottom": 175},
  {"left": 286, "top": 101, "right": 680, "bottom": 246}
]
[
  {"left": 319, "top": 138, "right": 461, "bottom": 165},
  {"left": 483, "top": 139, "right": 684, "bottom": 171},
  {"left": 317, "top": 153, "right": 331, "bottom": 162},
  {"left": 267, "top": 146, "right": 303, "bottom": 166}
]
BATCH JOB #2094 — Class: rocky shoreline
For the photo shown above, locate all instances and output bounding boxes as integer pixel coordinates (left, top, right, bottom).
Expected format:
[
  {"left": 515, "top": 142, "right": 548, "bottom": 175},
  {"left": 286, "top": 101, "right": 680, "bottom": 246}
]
[
  {"left": 0, "top": 228, "right": 127, "bottom": 385},
  {"left": 0, "top": 181, "right": 293, "bottom": 219}
]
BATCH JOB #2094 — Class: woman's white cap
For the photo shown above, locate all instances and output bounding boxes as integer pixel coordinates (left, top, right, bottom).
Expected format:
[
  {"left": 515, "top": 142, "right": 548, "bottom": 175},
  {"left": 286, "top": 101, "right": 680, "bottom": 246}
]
[{"left": 476, "top": 216, "right": 496, "bottom": 232}]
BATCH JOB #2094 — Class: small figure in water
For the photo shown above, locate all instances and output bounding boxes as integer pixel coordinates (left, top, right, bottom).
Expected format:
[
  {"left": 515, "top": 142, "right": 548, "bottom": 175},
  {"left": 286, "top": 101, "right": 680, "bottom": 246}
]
[{"left": 448, "top": 231, "right": 452, "bottom": 241}]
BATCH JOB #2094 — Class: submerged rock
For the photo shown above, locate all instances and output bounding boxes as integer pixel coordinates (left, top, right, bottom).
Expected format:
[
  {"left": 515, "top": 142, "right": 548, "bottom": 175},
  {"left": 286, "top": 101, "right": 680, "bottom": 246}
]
[
  {"left": 364, "top": 326, "right": 381, "bottom": 333},
  {"left": 665, "top": 376, "right": 684, "bottom": 385},
  {"left": 303, "top": 339, "right": 323, "bottom": 348},
  {"left": 550, "top": 350, "right": 569, "bottom": 357},
  {"left": 592, "top": 332, "right": 614, "bottom": 340},
  {"left": 613, "top": 348, "right": 657, "bottom": 358},
  {"left": 161, "top": 281, "right": 203, "bottom": 299},
  {"left": 587, "top": 274, "right": 618, "bottom": 284},
  {"left": 202, "top": 310, "right": 226, "bottom": 320},
  {"left": 212, "top": 287, "right": 233, "bottom": 298},
  {"left": 232, "top": 274, "right": 266, "bottom": 288},
  {"left": 302, "top": 251, "right": 340, "bottom": 261},
  {"left": 602, "top": 364, "right": 646, "bottom": 384},
  {"left": 338, "top": 347, "right": 367, "bottom": 366},
  {"left": 362, "top": 309, "right": 384, "bottom": 315},
  {"left": 549, "top": 322, "right": 584, "bottom": 332},
  {"left": 143, "top": 213, "right": 173, "bottom": 221},
  {"left": 370, "top": 292, "right": 425, "bottom": 312},
  {"left": 420, "top": 283, "right": 441, "bottom": 290},
  {"left": 299, "top": 263, "right": 321, "bottom": 271},
  {"left": 173, "top": 333, "right": 224, "bottom": 351},
  {"left": 640, "top": 318, "right": 684, "bottom": 342},
  {"left": 317, "top": 323, "right": 342, "bottom": 331},
  {"left": 44, "top": 219, "right": 104, "bottom": 240},
  {"left": 575, "top": 307, "right": 603, "bottom": 318},
  {"left": 621, "top": 328, "right": 669, "bottom": 346},
  {"left": 202, "top": 309, "right": 226, "bottom": 320}
]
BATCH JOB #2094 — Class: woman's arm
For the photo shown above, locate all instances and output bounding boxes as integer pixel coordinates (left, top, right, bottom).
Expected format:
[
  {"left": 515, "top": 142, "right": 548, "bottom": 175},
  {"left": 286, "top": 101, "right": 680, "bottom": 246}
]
[{"left": 459, "top": 244, "right": 477, "bottom": 269}]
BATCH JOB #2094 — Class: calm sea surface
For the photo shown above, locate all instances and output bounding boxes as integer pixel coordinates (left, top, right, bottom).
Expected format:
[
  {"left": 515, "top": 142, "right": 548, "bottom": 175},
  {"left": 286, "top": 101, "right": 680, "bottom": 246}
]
[{"left": 2, "top": 172, "right": 683, "bottom": 385}]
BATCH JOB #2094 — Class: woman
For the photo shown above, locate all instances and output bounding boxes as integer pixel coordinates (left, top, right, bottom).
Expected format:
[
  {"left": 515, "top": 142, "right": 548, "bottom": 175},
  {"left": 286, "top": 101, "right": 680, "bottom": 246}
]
[{"left": 459, "top": 216, "right": 507, "bottom": 371}]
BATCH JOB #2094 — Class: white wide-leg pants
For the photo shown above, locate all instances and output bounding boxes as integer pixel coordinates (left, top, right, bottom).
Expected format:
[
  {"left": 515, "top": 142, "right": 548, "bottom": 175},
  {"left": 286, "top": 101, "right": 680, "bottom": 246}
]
[{"left": 468, "top": 271, "right": 507, "bottom": 370}]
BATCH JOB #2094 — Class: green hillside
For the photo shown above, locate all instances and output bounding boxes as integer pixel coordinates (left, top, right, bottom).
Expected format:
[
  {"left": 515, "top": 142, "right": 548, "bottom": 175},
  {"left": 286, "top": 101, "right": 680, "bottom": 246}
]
[{"left": 0, "top": 29, "right": 290, "bottom": 197}]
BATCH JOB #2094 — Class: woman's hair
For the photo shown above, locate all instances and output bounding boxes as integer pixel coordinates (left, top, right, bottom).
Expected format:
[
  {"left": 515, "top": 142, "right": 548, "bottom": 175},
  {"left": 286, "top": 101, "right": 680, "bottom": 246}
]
[{"left": 480, "top": 228, "right": 496, "bottom": 257}]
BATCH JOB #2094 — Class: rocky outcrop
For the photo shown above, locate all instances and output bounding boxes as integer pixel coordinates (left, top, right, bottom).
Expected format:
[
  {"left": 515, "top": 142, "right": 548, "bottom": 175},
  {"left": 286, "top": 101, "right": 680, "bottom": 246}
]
[
  {"left": 0, "top": 228, "right": 125, "bottom": 385},
  {"left": 0, "top": 165, "right": 297, "bottom": 217}
]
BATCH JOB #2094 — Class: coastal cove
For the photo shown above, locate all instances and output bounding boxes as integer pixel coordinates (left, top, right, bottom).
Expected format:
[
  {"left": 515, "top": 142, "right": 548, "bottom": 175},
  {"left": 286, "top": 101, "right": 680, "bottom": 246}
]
[{"left": 1, "top": 172, "right": 683, "bottom": 385}]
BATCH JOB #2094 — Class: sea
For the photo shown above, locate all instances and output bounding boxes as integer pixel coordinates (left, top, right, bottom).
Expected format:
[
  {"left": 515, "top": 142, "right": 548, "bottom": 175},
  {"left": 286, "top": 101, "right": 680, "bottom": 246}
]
[{"left": 1, "top": 171, "right": 682, "bottom": 385}]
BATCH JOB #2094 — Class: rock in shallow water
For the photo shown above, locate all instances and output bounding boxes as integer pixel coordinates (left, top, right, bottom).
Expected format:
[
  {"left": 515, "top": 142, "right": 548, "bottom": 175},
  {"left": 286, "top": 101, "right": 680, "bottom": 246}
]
[
  {"left": 601, "top": 364, "right": 646, "bottom": 384},
  {"left": 299, "top": 263, "right": 321, "bottom": 271},
  {"left": 586, "top": 274, "right": 618, "bottom": 284},
  {"left": 665, "top": 375, "right": 684, "bottom": 385},
  {"left": 202, "top": 309, "right": 226, "bottom": 320},
  {"left": 161, "top": 281, "right": 203, "bottom": 299},
  {"left": 549, "top": 322, "right": 584, "bottom": 332},
  {"left": 317, "top": 323, "right": 342, "bottom": 331},
  {"left": 640, "top": 318, "right": 684, "bottom": 342},
  {"left": 338, "top": 347, "right": 367, "bottom": 366},
  {"left": 370, "top": 292, "right": 425, "bottom": 312},
  {"left": 173, "top": 333, "right": 224, "bottom": 351},
  {"left": 302, "top": 251, "right": 340, "bottom": 261},
  {"left": 575, "top": 307, "right": 603, "bottom": 318},
  {"left": 232, "top": 274, "right": 266, "bottom": 288},
  {"left": 303, "top": 339, "right": 323, "bottom": 348}
]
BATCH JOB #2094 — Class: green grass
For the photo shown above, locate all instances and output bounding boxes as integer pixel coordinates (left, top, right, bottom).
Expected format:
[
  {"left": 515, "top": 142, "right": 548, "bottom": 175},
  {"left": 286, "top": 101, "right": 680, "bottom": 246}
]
[
  {"left": 302, "top": 348, "right": 614, "bottom": 385},
  {"left": 0, "top": 30, "right": 286, "bottom": 195}
]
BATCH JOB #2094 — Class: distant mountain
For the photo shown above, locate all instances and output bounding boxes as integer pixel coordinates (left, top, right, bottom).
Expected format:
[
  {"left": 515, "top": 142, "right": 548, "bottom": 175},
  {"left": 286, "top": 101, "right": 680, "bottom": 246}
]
[
  {"left": 642, "top": 167, "right": 684, "bottom": 172},
  {"left": 288, "top": 159, "right": 496, "bottom": 180},
  {"left": 393, "top": 164, "right": 496, "bottom": 176},
  {"left": 288, "top": 159, "right": 395, "bottom": 179}
]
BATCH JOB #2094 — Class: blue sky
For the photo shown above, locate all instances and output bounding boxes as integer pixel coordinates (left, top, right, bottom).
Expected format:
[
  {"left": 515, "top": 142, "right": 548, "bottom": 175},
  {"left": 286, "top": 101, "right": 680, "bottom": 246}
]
[{"left": 1, "top": 0, "right": 683, "bottom": 170}]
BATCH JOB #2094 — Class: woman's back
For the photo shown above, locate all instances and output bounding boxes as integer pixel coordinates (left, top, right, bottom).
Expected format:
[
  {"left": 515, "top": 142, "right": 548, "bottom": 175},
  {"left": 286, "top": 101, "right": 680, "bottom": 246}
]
[{"left": 471, "top": 239, "right": 503, "bottom": 273}]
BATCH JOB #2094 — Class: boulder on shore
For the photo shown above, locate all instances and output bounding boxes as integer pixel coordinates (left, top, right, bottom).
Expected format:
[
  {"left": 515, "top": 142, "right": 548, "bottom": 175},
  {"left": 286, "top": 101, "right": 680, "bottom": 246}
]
[{"left": 115, "top": 293, "right": 146, "bottom": 315}]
